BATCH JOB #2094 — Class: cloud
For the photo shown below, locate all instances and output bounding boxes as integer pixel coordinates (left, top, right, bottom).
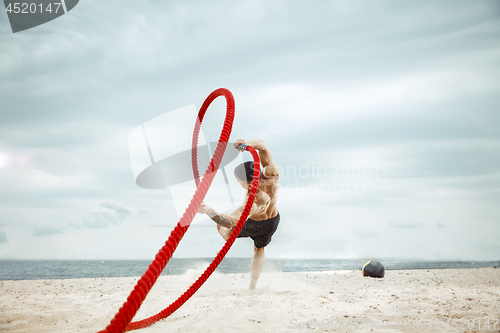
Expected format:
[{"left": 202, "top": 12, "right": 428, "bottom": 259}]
[
  {"left": 99, "top": 201, "right": 132, "bottom": 214},
  {"left": 436, "top": 222, "right": 447, "bottom": 228},
  {"left": 388, "top": 221, "right": 424, "bottom": 229},
  {"left": 32, "top": 226, "right": 65, "bottom": 237},
  {"left": 82, "top": 202, "right": 132, "bottom": 229},
  {"left": 68, "top": 222, "right": 81, "bottom": 229},
  {"left": 354, "top": 228, "right": 378, "bottom": 237},
  {"left": 82, "top": 212, "right": 109, "bottom": 229},
  {"left": 0, "top": 230, "right": 7, "bottom": 243},
  {"left": 0, "top": 0, "right": 499, "bottom": 260}
]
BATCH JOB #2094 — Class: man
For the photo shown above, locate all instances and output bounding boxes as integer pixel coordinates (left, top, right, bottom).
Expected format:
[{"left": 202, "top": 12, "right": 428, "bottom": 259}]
[{"left": 198, "top": 139, "right": 280, "bottom": 290}]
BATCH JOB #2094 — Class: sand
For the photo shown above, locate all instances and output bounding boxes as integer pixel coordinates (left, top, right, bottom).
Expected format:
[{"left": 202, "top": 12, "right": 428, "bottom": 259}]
[{"left": 1, "top": 268, "right": 500, "bottom": 332}]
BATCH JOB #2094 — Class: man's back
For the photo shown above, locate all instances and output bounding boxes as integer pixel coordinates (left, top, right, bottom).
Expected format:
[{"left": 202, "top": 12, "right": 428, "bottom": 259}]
[
  {"left": 237, "top": 139, "right": 280, "bottom": 221},
  {"left": 248, "top": 170, "right": 279, "bottom": 220}
]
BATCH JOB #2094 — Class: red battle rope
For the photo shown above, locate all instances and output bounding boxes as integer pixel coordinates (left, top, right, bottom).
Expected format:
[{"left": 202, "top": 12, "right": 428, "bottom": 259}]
[{"left": 98, "top": 88, "right": 261, "bottom": 333}]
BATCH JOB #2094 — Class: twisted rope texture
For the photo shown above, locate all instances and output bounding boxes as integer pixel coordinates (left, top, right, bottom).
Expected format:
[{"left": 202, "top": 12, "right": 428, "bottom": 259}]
[{"left": 98, "top": 88, "right": 260, "bottom": 332}]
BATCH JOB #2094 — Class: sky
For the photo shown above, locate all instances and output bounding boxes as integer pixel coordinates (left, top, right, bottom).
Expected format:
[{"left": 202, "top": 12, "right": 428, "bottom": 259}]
[{"left": 0, "top": 0, "right": 499, "bottom": 261}]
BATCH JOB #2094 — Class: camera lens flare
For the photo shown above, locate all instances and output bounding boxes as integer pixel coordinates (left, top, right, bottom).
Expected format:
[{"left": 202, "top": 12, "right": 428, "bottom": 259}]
[{"left": 0, "top": 153, "right": 9, "bottom": 168}]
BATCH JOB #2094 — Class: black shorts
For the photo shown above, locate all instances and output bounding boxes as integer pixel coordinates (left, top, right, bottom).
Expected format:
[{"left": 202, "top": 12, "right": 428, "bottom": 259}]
[{"left": 236, "top": 212, "right": 280, "bottom": 248}]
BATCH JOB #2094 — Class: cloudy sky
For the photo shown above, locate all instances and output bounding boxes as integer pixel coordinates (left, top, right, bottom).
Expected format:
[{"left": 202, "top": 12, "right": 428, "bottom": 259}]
[{"left": 0, "top": 0, "right": 499, "bottom": 261}]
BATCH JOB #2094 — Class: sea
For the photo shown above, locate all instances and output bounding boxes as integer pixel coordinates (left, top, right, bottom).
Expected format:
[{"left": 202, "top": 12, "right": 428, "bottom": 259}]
[{"left": 0, "top": 258, "right": 498, "bottom": 281}]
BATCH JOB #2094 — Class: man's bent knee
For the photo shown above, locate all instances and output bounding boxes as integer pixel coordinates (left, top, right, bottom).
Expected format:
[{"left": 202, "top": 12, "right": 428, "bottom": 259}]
[
  {"left": 217, "top": 224, "right": 232, "bottom": 241},
  {"left": 254, "top": 246, "right": 265, "bottom": 253}
]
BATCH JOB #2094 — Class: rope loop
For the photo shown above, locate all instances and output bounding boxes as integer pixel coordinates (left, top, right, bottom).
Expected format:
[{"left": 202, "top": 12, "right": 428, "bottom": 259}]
[{"left": 98, "top": 88, "right": 260, "bottom": 333}]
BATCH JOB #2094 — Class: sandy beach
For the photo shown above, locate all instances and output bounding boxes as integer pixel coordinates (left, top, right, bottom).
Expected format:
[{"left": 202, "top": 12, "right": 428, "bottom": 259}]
[{"left": 1, "top": 267, "right": 499, "bottom": 332}]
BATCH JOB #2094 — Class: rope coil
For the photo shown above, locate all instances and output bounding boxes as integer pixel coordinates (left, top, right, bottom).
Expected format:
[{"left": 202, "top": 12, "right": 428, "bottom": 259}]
[{"left": 98, "top": 88, "right": 260, "bottom": 333}]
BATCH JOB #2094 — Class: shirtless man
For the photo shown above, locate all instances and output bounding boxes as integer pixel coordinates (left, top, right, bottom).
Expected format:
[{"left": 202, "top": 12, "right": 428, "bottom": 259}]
[{"left": 197, "top": 139, "right": 280, "bottom": 290}]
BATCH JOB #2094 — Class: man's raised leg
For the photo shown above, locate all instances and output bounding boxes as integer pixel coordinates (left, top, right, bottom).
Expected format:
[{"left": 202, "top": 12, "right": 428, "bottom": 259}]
[
  {"left": 216, "top": 224, "right": 231, "bottom": 241},
  {"left": 249, "top": 246, "right": 265, "bottom": 290}
]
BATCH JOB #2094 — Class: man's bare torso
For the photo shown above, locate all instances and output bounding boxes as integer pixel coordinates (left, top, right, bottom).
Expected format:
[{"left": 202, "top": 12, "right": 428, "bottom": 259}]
[{"left": 247, "top": 171, "right": 279, "bottom": 221}]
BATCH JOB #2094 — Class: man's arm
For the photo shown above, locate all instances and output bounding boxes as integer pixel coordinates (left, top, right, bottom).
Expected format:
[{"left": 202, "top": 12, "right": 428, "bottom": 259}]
[
  {"left": 208, "top": 211, "right": 233, "bottom": 228},
  {"left": 234, "top": 139, "right": 279, "bottom": 178},
  {"left": 198, "top": 201, "right": 256, "bottom": 228},
  {"left": 198, "top": 202, "right": 235, "bottom": 228}
]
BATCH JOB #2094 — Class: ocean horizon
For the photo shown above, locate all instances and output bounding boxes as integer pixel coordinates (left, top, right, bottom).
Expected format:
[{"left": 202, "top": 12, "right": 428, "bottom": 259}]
[{"left": 1, "top": 258, "right": 498, "bottom": 281}]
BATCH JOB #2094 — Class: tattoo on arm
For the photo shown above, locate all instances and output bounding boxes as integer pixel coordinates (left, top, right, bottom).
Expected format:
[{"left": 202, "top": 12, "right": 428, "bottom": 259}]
[{"left": 208, "top": 213, "right": 233, "bottom": 228}]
